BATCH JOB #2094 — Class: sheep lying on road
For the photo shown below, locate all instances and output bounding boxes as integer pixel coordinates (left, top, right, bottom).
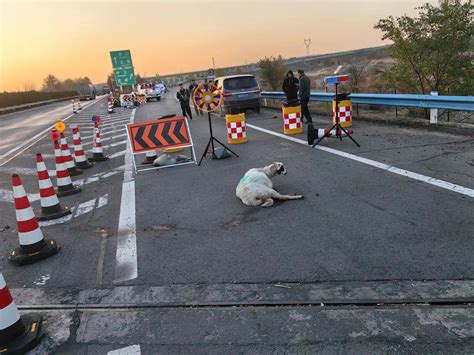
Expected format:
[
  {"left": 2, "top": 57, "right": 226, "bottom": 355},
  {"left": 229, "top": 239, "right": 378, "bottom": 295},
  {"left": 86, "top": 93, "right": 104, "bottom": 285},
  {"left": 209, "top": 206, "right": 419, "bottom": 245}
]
[{"left": 236, "top": 162, "right": 304, "bottom": 207}]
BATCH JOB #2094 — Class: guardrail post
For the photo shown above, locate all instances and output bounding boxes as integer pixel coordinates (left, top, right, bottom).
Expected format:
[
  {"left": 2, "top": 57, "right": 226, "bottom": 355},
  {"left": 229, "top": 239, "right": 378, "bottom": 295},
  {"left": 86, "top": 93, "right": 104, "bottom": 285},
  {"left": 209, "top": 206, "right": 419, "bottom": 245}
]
[{"left": 430, "top": 91, "right": 438, "bottom": 124}]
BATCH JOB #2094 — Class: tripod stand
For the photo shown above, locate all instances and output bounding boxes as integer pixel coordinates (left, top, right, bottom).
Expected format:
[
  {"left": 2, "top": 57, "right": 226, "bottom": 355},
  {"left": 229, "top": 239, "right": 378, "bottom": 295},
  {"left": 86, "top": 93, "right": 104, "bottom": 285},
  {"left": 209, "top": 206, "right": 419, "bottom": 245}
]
[
  {"left": 312, "top": 83, "right": 360, "bottom": 148},
  {"left": 198, "top": 111, "right": 239, "bottom": 165}
]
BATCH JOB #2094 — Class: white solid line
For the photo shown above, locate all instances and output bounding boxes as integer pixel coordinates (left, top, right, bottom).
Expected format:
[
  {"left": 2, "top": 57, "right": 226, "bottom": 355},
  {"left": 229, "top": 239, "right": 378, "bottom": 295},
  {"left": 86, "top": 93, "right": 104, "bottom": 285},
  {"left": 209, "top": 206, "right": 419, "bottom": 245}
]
[
  {"left": 246, "top": 123, "right": 474, "bottom": 198},
  {"left": 115, "top": 108, "right": 137, "bottom": 283},
  {"left": 0, "top": 97, "right": 104, "bottom": 167},
  {"left": 108, "top": 345, "right": 141, "bottom": 355}
]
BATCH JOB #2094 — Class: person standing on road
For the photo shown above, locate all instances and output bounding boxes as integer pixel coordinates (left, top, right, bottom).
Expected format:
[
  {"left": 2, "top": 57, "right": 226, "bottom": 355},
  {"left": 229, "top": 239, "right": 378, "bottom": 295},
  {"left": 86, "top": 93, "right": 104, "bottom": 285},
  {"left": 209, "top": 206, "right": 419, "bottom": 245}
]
[
  {"left": 188, "top": 79, "right": 201, "bottom": 116},
  {"left": 176, "top": 83, "right": 193, "bottom": 120},
  {"left": 297, "top": 69, "right": 313, "bottom": 123},
  {"left": 282, "top": 70, "right": 299, "bottom": 106}
]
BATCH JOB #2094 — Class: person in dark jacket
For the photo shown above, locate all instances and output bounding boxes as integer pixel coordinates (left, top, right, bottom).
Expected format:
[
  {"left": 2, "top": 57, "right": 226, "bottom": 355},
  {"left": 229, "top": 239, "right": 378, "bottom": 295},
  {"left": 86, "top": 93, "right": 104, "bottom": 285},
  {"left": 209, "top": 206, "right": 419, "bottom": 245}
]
[
  {"left": 176, "top": 83, "right": 193, "bottom": 120},
  {"left": 297, "top": 69, "right": 312, "bottom": 123},
  {"left": 282, "top": 70, "right": 299, "bottom": 106},
  {"left": 188, "top": 79, "right": 202, "bottom": 116}
]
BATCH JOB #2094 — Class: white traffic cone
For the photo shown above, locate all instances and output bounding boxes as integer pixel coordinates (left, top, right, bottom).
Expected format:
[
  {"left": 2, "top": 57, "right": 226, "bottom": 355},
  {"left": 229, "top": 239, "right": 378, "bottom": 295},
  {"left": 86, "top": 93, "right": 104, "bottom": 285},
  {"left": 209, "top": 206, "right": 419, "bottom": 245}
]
[
  {"left": 58, "top": 131, "right": 82, "bottom": 176},
  {"left": 72, "top": 125, "right": 93, "bottom": 169},
  {"left": 0, "top": 272, "right": 44, "bottom": 353},
  {"left": 89, "top": 123, "right": 108, "bottom": 162},
  {"left": 72, "top": 99, "right": 77, "bottom": 114},
  {"left": 35, "top": 153, "right": 71, "bottom": 221},
  {"left": 54, "top": 140, "right": 81, "bottom": 197},
  {"left": 9, "top": 174, "right": 60, "bottom": 265}
]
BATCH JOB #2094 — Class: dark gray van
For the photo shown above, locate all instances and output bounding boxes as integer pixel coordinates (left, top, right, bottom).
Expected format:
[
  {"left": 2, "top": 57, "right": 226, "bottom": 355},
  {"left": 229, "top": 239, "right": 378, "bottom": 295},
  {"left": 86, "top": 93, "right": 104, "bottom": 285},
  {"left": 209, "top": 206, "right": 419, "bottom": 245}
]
[{"left": 214, "top": 75, "right": 261, "bottom": 116}]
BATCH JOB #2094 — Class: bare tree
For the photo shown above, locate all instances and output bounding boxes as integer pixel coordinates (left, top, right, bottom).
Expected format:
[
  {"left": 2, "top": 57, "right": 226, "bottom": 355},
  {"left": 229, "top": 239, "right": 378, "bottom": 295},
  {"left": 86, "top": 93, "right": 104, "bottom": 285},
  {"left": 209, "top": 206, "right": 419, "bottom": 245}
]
[
  {"left": 22, "top": 81, "right": 36, "bottom": 92},
  {"left": 347, "top": 63, "right": 368, "bottom": 93}
]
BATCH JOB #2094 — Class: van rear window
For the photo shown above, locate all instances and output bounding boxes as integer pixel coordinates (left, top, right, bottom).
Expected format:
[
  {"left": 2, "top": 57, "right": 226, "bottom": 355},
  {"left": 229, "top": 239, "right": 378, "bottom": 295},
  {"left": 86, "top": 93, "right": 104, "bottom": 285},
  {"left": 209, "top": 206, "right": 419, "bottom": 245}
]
[{"left": 224, "top": 77, "right": 258, "bottom": 90}]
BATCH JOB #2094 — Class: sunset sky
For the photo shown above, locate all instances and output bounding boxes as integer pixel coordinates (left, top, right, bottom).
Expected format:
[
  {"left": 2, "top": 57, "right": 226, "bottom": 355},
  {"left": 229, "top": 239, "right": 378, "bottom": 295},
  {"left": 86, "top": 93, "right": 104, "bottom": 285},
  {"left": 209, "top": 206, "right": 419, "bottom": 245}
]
[{"left": 0, "top": 0, "right": 438, "bottom": 92}]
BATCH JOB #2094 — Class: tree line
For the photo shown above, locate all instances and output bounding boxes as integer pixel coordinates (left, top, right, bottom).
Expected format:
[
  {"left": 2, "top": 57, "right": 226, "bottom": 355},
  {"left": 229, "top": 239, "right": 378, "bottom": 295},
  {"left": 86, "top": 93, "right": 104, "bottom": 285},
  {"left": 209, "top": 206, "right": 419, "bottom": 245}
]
[
  {"left": 41, "top": 74, "right": 92, "bottom": 92},
  {"left": 258, "top": 0, "right": 473, "bottom": 96}
]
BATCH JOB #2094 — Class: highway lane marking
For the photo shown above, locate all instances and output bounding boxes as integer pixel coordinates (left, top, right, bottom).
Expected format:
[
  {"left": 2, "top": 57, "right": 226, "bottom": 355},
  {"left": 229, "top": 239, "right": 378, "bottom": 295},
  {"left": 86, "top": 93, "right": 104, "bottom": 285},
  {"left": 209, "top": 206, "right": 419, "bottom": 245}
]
[
  {"left": 246, "top": 123, "right": 474, "bottom": 198},
  {"left": 81, "top": 127, "right": 127, "bottom": 140},
  {"left": 115, "top": 108, "right": 138, "bottom": 283},
  {"left": 38, "top": 194, "right": 108, "bottom": 227},
  {"left": 0, "top": 97, "right": 104, "bottom": 167},
  {"left": 107, "top": 345, "right": 141, "bottom": 355},
  {"left": 0, "top": 166, "right": 56, "bottom": 177},
  {"left": 0, "top": 166, "right": 124, "bottom": 203}
]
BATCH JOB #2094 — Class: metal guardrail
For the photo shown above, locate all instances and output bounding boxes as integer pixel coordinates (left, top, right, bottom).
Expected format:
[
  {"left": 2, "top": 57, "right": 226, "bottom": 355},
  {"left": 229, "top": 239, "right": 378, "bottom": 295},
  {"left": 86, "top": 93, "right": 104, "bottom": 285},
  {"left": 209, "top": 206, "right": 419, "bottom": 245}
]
[
  {"left": 261, "top": 92, "right": 474, "bottom": 111},
  {"left": 0, "top": 96, "right": 78, "bottom": 115}
]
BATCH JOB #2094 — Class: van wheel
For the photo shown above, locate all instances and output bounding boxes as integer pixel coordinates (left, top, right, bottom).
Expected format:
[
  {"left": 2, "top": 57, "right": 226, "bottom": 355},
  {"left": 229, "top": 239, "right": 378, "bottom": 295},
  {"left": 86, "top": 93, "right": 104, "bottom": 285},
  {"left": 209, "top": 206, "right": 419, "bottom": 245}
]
[{"left": 157, "top": 97, "right": 161, "bottom": 101}]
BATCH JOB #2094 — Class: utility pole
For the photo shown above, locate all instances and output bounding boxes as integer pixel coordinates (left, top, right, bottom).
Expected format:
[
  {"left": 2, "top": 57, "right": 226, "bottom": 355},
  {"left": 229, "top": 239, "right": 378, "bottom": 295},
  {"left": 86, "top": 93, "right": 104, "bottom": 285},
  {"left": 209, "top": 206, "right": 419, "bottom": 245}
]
[
  {"left": 212, "top": 57, "right": 216, "bottom": 70},
  {"left": 304, "top": 38, "right": 311, "bottom": 56}
]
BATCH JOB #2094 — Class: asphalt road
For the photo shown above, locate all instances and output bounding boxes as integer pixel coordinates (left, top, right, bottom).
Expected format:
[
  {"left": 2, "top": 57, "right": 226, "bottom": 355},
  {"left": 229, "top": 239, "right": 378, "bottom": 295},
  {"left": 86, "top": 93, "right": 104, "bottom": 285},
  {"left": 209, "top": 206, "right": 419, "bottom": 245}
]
[{"left": 0, "top": 90, "right": 473, "bottom": 353}]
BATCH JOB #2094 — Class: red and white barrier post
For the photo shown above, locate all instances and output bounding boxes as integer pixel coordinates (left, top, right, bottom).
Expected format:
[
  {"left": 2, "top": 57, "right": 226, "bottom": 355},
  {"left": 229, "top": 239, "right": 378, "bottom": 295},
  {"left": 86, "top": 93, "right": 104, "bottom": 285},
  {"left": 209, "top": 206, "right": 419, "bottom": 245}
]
[
  {"left": 9, "top": 174, "right": 60, "bottom": 265},
  {"left": 72, "top": 125, "right": 93, "bottom": 169},
  {"left": 89, "top": 119, "right": 108, "bottom": 162},
  {"left": 35, "top": 153, "right": 71, "bottom": 221},
  {"left": 54, "top": 140, "right": 81, "bottom": 197},
  {"left": 0, "top": 272, "right": 44, "bottom": 353},
  {"left": 59, "top": 131, "right": 82, "bottom": 176}
]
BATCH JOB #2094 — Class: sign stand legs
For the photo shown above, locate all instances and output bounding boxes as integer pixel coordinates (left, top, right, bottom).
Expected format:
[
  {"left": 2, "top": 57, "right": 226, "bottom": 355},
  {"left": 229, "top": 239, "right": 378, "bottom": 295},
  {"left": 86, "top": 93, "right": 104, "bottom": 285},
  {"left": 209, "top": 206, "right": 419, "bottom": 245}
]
[
  {"left": 198, "top": 112, "right": 239, "bottom": 165},
  {"left": 312, "top": 83, "right": 360, "bottom": 148}
]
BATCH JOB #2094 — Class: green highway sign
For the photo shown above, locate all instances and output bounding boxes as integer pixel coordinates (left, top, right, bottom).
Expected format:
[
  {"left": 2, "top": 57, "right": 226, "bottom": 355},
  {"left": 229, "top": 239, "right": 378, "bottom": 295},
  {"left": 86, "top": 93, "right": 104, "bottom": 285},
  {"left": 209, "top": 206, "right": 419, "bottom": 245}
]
[
  {"left": 114, "top": 68, "right": 136, "bottom": 86},
  {"left": 110, "top": 50, "right": 133, "bottom": 69}
]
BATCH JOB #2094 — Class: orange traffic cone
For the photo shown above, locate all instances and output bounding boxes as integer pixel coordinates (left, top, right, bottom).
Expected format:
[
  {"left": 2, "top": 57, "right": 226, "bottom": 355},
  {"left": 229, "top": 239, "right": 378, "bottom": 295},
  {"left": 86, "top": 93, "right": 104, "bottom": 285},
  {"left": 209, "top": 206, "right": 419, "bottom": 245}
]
[
  {"left": 0, "top": 272, "right": 44, "bottom": 353},
  {"left": 54, "top": 140, "right": 81, "bottom": 197},
  {"left": 8, "top": 174, "right": 60, "bottom": 265},
  {"left": 58, "top": 131, "right": 82, "bottom": 176},
  {"left": 35, "top": 153, "right": 71, "bottom": 221}
]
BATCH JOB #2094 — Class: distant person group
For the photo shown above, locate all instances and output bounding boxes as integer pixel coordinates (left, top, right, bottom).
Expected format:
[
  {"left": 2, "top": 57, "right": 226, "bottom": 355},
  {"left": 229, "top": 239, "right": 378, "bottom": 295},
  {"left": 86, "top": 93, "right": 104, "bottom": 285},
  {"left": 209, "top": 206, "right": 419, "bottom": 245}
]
[{"left": 282, "top": 69, "right": 312, "bottom": 124}]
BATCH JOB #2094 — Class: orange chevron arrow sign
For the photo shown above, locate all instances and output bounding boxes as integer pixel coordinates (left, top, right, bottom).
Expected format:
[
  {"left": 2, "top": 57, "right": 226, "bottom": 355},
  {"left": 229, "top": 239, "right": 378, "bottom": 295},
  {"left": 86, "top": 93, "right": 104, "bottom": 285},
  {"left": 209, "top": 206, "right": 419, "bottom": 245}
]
[{"left": 127, "top": 116, "right": 192, "bottom": 153}]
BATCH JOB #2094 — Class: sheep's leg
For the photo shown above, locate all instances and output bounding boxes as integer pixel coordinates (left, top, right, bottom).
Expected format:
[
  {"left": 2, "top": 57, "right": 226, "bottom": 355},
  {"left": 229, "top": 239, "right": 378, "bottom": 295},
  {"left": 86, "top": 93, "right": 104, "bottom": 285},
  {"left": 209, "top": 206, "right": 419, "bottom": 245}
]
[
  {"left": 270, "top": 190, "right": 304, "bottom": 201},
  {"left": 261, "top": 198, "right": 274, "bottom": 207}
]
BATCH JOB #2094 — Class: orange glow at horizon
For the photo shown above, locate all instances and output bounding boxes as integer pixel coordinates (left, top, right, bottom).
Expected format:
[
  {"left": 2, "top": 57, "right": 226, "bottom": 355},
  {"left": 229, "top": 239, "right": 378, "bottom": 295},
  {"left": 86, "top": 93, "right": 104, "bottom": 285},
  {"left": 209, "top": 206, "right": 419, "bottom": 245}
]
[{"left": 0, "top": 0, "right": 438, "bottom": 92}]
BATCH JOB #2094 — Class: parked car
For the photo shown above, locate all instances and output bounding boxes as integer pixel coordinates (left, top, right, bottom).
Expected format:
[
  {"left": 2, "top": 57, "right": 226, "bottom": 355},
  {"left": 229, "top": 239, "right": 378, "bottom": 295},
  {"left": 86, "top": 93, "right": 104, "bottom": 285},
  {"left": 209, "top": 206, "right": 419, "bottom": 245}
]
[
  {"left": 76, "top": 83, "right": 96, "bottom": 100},
  {"left": 214, "top": 75, "right": 261, "bottom": 116},
  {"left": 137, "top": 83, "right": 162, "bottom": 101},
  {"left": 155, "top": 83, "right": 166, "bottom": 94}
]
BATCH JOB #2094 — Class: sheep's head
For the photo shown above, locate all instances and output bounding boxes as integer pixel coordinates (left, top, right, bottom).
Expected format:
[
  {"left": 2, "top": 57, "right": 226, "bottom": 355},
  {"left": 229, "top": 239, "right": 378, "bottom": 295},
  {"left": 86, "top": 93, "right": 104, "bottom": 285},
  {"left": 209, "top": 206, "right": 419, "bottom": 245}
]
[{"left": 269, "top": 162, "right": 287, "bottom": 176}]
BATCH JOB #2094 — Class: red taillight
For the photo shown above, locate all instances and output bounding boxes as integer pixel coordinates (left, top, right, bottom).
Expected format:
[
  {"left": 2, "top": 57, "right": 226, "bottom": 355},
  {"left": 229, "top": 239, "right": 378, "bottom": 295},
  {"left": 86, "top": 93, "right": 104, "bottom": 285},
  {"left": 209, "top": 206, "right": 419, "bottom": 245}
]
[{"left": 222, "top": 90, "right": 232, "bottom": 97}]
